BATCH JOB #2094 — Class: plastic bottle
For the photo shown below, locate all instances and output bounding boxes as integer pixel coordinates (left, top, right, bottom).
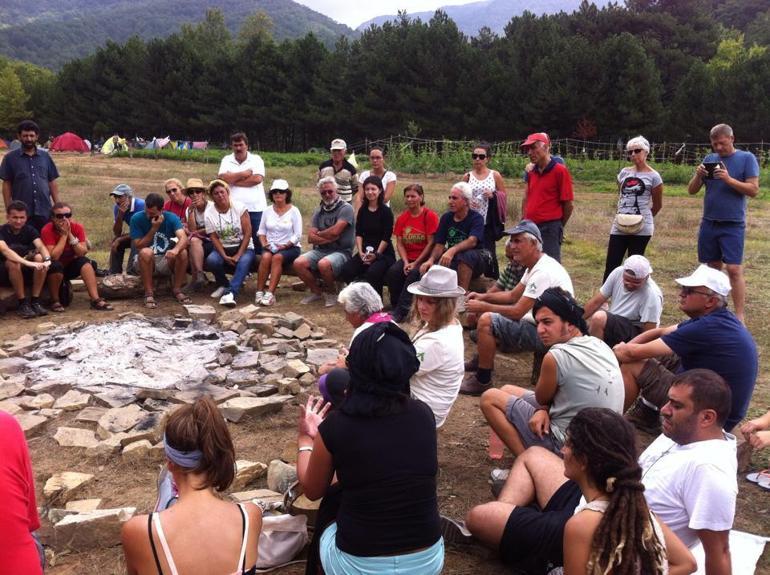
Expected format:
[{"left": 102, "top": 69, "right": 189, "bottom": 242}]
[{"left": 488, "top": 429, "right": 505, "bottom": 460}]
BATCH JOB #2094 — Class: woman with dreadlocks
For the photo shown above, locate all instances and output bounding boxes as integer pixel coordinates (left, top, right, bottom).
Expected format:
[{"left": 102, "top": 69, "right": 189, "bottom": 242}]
[{"left": 561, "top": 408, "right": 695, "bottom": 575}]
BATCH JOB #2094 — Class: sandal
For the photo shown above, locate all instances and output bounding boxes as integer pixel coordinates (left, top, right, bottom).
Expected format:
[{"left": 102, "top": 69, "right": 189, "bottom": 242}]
[
  {"left": 50, "top": 302, "right": 65, "bottom": 313},
  {"left": 173, "top": 290, "right": 192, "bottom": 305},
  {"left": 144, "top": 294, "right": 157, "bottom": 309},
  {"left": 746, "top": 469, "right": 770, "bottom": 483},
  {"left": 90, "top": 298, "right": 113, "bottom": 311}
]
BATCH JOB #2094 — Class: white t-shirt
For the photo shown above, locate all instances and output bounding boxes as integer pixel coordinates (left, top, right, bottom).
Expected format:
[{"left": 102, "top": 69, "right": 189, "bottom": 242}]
[
  {"left": 611, "top": 167, "right": 662, "bottom": 236},
  {"left": 519, "top": 254, "right": 574, "bottom": 324},
  {"left": 601, "top": 266, "right": 663, "bottom": 326},
  {"left": 204, "top": 201, "right": 254, "bottom": 250},
  {"left": 218, "top": 151, "right": 266, "bottom": 212},
  {"left": 257, "top": 205, "right": 302, "bottom": 248},
  {"left": 359, "top": 169, "right": 397, "bottom": 206},
  {"left": 409, "top": 322, "right": 465, "bottom": 428},
  {"left": 639, "top": 433, "right": 737, "bottom": 548}
]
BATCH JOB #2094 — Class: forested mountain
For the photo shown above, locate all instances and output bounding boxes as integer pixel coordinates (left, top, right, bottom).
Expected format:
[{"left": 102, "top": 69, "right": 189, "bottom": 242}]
[
  {"left": 0, "top": 0, "right": 353, "bottom": 70},
  {"left": 358, "top": 0, "right": 612, "bottom": 35}
]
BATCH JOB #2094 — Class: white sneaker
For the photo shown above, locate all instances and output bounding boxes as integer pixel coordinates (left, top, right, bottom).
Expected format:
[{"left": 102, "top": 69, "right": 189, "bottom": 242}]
[
  {"left": 219, "top": 292, "right": 236, "bottom": 307},
  {"left": 254, "top": 291, "right": 264, "bottom": 304},
  {"left": 324, "top": 293, "right": 338, "bottom": 307},
  {"left": 301, "top": 293, "right": 324, "bottom": 305},
  {"left": 261, "top": 292, "right": 275, "bottom": 306},
  {"left": 210, "top": 286, "right": 227, "bottom": 299}
]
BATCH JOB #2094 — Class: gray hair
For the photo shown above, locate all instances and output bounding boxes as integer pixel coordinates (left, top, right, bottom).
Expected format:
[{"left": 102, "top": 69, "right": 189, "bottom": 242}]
[
  {"left": 705, "top": 287, "right": 728, "bottom": 308},
  {"left": 710, "top": 124, "right": 733, "bottom": 140},
  {"left": 452, "top": 181, "right": 472, "bottom": 203},
  {"left": 626, "top": 135, "right": 650, "bottom": 153},
  {"left": 317, "top": 176, "right": 337, "bottom": 192},
  {"left": 338, "top": 282, "right": 383, "bottom": 317},
  {"left": 523, "top": 232, "right": 543, "bottom": 252}
]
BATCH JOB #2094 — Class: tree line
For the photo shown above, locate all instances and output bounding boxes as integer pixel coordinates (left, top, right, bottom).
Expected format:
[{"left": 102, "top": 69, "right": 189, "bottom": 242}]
[{"left": 5, "top": 0, "right": 770, "bottom": 150}]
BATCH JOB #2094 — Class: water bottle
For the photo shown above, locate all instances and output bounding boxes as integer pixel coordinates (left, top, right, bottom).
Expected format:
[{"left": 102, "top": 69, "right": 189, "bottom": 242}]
[
  {"left": 365, "top": 246, "right": 374, "bottom": 261},
  {"left": 488, "top": 429, "right": 505, "bottom": 460}
]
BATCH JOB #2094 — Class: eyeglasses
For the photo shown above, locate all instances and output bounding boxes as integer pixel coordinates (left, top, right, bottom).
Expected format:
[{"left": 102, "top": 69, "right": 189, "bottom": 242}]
[
  {"left": 320, "top": 189, "right": 335, "bottom": 196},
  {"left": 680, "top": 286, "right": 712, "bottom": 297},
  {"left": 472, "top": 153, "right": 487, "bottom": 160},
  {"left": 54, "top": 213, "right": 73, "bottom": 219},
  {"left": 448, "top": 195, "right": 462, "bottom": 200},
  {"left": 628, "top": 149, "right": 644, "bottom": 155},
  {"left": 166, "top": 187, "right": 180, "bottom": 193},
  {"left": 188, "top": 189, "right": 205, "bottom": 195}
]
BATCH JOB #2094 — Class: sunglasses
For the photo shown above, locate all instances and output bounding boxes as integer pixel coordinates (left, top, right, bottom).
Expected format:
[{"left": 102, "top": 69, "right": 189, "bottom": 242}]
[
  {"left": 166, "top": 187, "right": 180, "bottom": 193},
  {"left": 680, "top": 286, "right": 712, "bottom": 297},
  {"left": 471, "top": 153, "right": 487, "bottom": 160},
  {"left": 628, "top": 149, "right": 644, "bottom": 155},
  {"left": 271, "top": 189, "right": 288, "bottom": 194},
  {"left": 54, "top": 213, "right": 73, "bottom": 219}
]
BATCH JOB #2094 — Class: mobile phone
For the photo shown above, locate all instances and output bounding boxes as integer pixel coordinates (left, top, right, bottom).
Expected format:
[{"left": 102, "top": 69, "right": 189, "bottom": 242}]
[{"left": 703, "top": 161, "right": 721, "bottom": 179}]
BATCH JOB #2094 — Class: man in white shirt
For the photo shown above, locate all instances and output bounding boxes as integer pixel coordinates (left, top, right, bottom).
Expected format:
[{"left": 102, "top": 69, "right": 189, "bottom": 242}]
[
  {"left": 582, "top": 254, "right": 663, "bottom": 347},
  {"left": 461, "top": 219, "right": 573, "bottom": 395},
  {"left": 217, "top": 132, "right": 265, "bottom": 253}
]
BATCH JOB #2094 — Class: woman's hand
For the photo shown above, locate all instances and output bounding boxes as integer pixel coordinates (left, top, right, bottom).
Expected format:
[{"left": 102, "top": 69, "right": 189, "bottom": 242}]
[
  {"left": 483, "top": 190, "right": 494, "bottom": 199},
  {"left": 299, "top": 395, "right": 331, "bottom": 440},
  {"left": 403, "top": 262, "right": 415, "bottom": 274}
]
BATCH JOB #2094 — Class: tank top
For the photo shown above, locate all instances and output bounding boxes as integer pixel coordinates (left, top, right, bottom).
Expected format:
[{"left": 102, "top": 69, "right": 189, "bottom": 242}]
[{"left": 467, "top": 170, "right": 496, "bottom": 220}]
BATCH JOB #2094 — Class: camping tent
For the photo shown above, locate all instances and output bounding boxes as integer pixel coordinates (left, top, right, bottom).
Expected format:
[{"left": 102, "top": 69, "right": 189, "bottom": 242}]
[
  {"left": 101, "top": 136, "right": 128, "bottom": 154},
  {"left": 50, "top": 132, "right": 89, "bottom": 153}
]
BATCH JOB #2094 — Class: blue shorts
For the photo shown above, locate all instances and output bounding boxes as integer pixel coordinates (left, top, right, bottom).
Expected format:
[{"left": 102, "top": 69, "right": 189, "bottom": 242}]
[
  {"left": 697, "top": 219, "right": 745, "bottom": 265},
  {"left": 505, "top": 392, "right": 562, "bottom": 455},
  {"left": 299, "top": 249, "right": 351, "bottom": 277},
  {"left": 449, "top": 248, "right": 488, "bottom": 278},
  {"left": 319, "top": 522, "right": 444, "bottom": 575},
  {"left": 490, "top": 314, "right": 545, "bottom": 353},
  {"left": 263, "top": 245, "right": 301, "bottom": 267}
]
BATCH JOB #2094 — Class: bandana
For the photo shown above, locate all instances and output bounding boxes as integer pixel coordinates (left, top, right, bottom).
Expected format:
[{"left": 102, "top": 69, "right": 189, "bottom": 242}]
[
  {"left": 163, "top": 433, "right": 202, "bottom": 468},
  {"left": 533, "top": 288, "right": 589, "bottom": 335}
]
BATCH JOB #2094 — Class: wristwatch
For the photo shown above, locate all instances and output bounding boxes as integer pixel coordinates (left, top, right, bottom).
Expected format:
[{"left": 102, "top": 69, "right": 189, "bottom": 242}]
[
  {"left": 43, "top": 256, "right": 51, "bottom": 262},
  {"left": 69, "top": 237, "right": 80, "bottom": 246}
]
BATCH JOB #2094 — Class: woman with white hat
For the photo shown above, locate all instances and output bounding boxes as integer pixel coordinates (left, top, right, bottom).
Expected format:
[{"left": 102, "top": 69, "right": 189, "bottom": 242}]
[{"left": 405, "top": 265, "right": 465, "bottom": 427}]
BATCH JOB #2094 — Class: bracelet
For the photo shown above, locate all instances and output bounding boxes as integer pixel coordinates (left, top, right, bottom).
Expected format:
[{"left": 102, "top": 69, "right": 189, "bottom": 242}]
[
  {"left": 69, "top": 238, "right": 80, "bottom": 246},
  {"left": 298, "top": 446, "right": 314, "bottom": 453},
  {"left": 43, "top": 256, "right": 51, "bottom": 262}
]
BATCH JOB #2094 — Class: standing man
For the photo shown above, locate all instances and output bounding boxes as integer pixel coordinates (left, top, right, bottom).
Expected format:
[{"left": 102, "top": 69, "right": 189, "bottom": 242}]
[
  {"left": 318, "top": 138, "right": 358, "bottom": 204},
  {"left": 687, "top": 123, "right": 759, "bottom": 322},
  {"left": 520, "top": 133, "right": 573, "bottom": 262},
  {"left": 218, "top": 132, "right": 265, "bottom": 253},
  {"left": 0, "top": 120, "right": 60, "bottom": 231},
  {"left": 109, "top": 183, "right": 145, "bottom": 274}
]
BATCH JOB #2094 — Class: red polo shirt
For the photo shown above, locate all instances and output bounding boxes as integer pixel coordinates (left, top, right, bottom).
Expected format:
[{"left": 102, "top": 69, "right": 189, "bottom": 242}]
[{"left": 525, "top": 159, "right": 573, "bottom": 224}]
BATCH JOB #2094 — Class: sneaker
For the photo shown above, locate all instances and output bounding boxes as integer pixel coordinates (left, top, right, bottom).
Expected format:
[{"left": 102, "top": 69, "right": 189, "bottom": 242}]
[
  {"left": 254, "top": 291, "right": 264, "bottom": 304},
  {"left": 31, "top": 301, "right": 48, "bottom": 316},
  {"left": 624, "top": 400, "right": 662, "bottom": 435},
  {"left": 219, "top": 292, "right": 236, "bottom": 307},
  {"left": 260, "top": 292, "right": 275, "bottom": 306},
  {"left": 459, "top": 373, "right": 491, "bottom": 396},
  {"left": 464, "top": 354, "right": 479, "bottom": 372},
  {"left": 324, "top": 293, "right": 338, "bottom": 307},
  {"left": 17, "top": 301, "right": 36, "bottom": 319},
  {"left": 210, "top": 286, "right": 227, "bottom": 299},
  {"left": 489, "top": 468, "right": 510, "bottom": 499},
  {"left": 440, "top": 515, "right": 473, "bottom": 546},
  {"left": 301, "top": 292, "right": 324, "bottom": 305}
]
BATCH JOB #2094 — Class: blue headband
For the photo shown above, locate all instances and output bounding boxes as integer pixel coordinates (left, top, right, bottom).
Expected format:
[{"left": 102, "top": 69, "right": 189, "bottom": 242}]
[{"left": 163, "top": 433, "right": 203, "bottom": 468}]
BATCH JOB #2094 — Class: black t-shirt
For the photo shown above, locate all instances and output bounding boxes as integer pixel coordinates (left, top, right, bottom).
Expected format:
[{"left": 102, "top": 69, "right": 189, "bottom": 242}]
[
  {"left": 318, "top": 398, "right": 440, "bottom": 556},
  {"left": 354, "top": 204, "right": 395, "bottom": 258},
  {"left": 0, "top": 224, "right": 39, "bottom": 257}
]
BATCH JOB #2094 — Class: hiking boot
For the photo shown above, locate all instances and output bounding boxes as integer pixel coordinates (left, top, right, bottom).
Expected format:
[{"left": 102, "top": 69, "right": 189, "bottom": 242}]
[
  {"left": 460, "top": 373, "right": 491, "bottom": 396},
  {"left": 465, "top": 354, "right": 479, "bottom": 372},
  {"left": 440, "top": 515, "right": 473, "bottom": 546},
  {"left": 17, "top": 301, "right": 36, "bottom": 319},
  {"left": 301, "top": 292, "right": 324, "bottom": 305},
  {"left": 31, "top": 301, "right": 48, "bottom": 316},
  {"left": 625, "top": 400, "right": 662, "bottom": 435}
]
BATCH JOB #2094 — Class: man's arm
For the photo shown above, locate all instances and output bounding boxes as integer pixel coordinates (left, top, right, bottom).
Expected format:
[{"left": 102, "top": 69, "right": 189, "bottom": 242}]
[
  {"left": 466, "top": 283, "right": 528, "bottom": 318},
  {"left": 238, "top": 173, "right": 263, "bottom": 186},
  {"left": 639, "top": 321, "right": 657, "bottom": 333},
  {"left": 697, "top": 529, "right": 731, "bottom": 575},
  {"left": 172, "top": 228, "right": 188, "bottom": 253},
  {"left": 217, "top": 170, "right": 251, "bottom": 186},
  {"left": 722, "top": 175, "right": 759, "bottom": 198},
  {"left": 133, "top": 221, "right": 160, "bottom": 249},
  {"left": 0, "top": 240, "right": 40, "bottom": 267},
  {"left": 561, "top": 200, "right": 573, "bottom": 226},
  {"left": 2, "top": 180, "right": 11, "bottom": 209},
  {"left": 534, "top": 352, "right": 558, "bottom": 406},
  {"left": 687, "top": 166, "right": 706, "bottom": 195},
  {"left": 32, "top": 238, "right": 51, "bottom": 259},
  {"left": 628, "top": 324, "right": 676, "bottom": 344},
  {"left": 49, "top": 179, "right": 60, "bottom": 204},
  {"left": 613, "top": 337, "right": 673, "bottom": 364},
  {"left": 582, "top": 290, "right": 608, "bottom": 319},
  {"left": 314, "top": 220, "right": 349, "bottom": 244}
]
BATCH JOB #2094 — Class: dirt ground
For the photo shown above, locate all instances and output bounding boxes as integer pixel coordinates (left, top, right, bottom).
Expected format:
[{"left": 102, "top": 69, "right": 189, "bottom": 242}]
[{"left": 2, "top": 153, "right": 768, "bottom": 574}]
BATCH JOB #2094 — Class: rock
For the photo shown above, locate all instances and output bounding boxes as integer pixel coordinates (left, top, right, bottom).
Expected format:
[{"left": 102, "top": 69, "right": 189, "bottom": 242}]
[
  {"left": 6, "top": 336, "right": 37, "bottom": 357},
  {"left": 94, "top": 388, "right": 137, "bottom": 409},
  {"left": 48, "top": 508, "right": 77, "bottom": 524},
  {"left": 44, "top": 472, "right": 94, "bottom": 505},
  {"left": 65, "top": 499, "right": 102, "bottom": 513},
  {"left": 299, "top": 373, "right": 316, "bottom": 386},
  {"left": 183, "top": 304, "right": 217, "bottom": 322},
  {"left": 226, "top": 370, "right": 262, "bottom": 386},
  {"left": 0, "top": 399, "right": 23, "bottom": 415},
  {"left": 96, "top": 404, "right": 145, "bottom": 436},
  {"left": 217, "top": 352, "right": 233, "bottom": 366},
  {"left": 54, "top": 427, "right": 100, "bottom": 449},
  {"left": 135, "top": 388, "right": 174, "bottom": 401},
  {"left": 283, "top": 359, "right": 310, "bottom": 378},
  {"left": 237, "top": 328, "right": 256, "bottom": 344},
  {"left": 291, "top": 493, "right": 321, "bottom": 523},
  {"left": 53, "top": 507, "right": 136, "bottom": 552},
  {"left": 220, "top": 320, "right": 246, "bottom": 334},
  {"left": 303, "top": 339, "right": 341, "bottom": 349},
  {"left": 247, "top": 383, "right": 278, "bottom": 397},
  {"left": 0, "top": 379, "right": 24, "bottom": 400},
  {"left": 232, "top": 460, "right": 268, "bottom": 490},
  {"left": 16, "top": 413, "right": 47, "bottom": 436},
  {"left": 291, "top": 281, "right": 307, "bottom": 292},
  {"left": 204, "top": 367, "right": 229, "bottom": 385},
  {"left": 278, "top": 379, "right": 301, "bottom": 395},
  {"left": 277, "top": 312, "right": 305, "bottom": 331},
  {"left": 173, "top": 317, "right": 193, "bottom": 328},
  {"left": 122, "top": 440, "right": 152, "bottom": 461},
  {"left": 36, "top": 321, "right": 57, "bottom": 333},
  {"left": 219, "top": 342, "right": 240, "bottom": 355},
  {"left": 75, "top": 406, "right": 108, "bottom": 424},
  {"left": 305, "top": 348, "right": 340, "bottom": 367},
  {"left": 38, "top": 408, "right": 63, "bottom": 418},
  {"left": 89, "top": 433, "right": 129, "bottom": 456},
  {"left": 119, "top": 427, "right": 160, "bottom": 447},
  {"left": 230, "top": 489, "right": 283, "bottom": 505},
  {"left": 142, "top": 398, "right": 172, "bottom": 412},
  {"left": 274, "top": 326, "right": 294, "bottom": 339},
  {"left": 219, "top": 395, "right": 293, "bottom": 423},
  {"left": 54, "top": 390, "right": 91, "bottom": 411},
  {"left": 267, "top": 460, "right": 297, "bottom": 494},
  {"left": 231, "top": 351, "right": 261, "bottom": 370},
  {"left": 174, "top": 384, "right": 239, "bottom": 405},
  {"left": 262, "top": 358, "right": 288, "bottom": 374},
  {"left": 245, "top": 318, "right": 275, "bottom": 336},
  {"left": 292, "top": 324, "right": 312, "bottom": 340},
  {"left": 20, "top": 393, "right": 55, "bottom": 410}
]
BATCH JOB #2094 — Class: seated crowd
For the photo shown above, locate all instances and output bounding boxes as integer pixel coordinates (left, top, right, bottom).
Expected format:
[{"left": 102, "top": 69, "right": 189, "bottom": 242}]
[{"left": 1, "top": 122, "right": 765, "bottom": 575}]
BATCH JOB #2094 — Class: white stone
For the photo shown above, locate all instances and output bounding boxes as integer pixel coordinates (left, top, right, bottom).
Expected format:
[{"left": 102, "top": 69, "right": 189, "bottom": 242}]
[
  {"left": 122, "top": 440, "right": 152, "bottom": 461},
  {"left": 232, "top": 460, "right": 268, "bottom": 490},
  {"left": 44, "top": 472, "right": 94, "bottom": 504},
  {"left": 15, "top": 413, "right": 48, "bottom": 436},
  {"left": 53, "top": 507, "right": 135, "bottom": 551},
  {"left": 219, "top": 395, "right": 292, "bottom": 423},
  {"left": 0, "top": 379, "right": 24, "bottom": 400},
  {"left": 283, "top": 360, "right": 310, "bottom": 378},
  {"left": 97, "top": 404, "right": 145, "bottom": 435},
  {"left": 65, "top": 499, "right": 102, "bottom": 513},
  {"left": 267, "top": 460, "right": 297, "bottom": 493},
  {"left": 183, "top": 304, "right": 217, "bottom": 321},
  {"left": 54, "top": 427, "right": 99, "bottom": 449},
  {"left": 54, "top": 389, "right": 92, "bottom": 411},
  {"left": 231, "top": 351, "right": 261, "bottom": 370},
  {"left": 75, "top": 406, "right": 108, "bottom": 424},
  {"left": 20, "top": 393, "right": 55, "bottom": 410}
]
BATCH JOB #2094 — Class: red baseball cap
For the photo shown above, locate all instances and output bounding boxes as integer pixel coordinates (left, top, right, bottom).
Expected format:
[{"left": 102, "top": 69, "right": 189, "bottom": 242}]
[{"left": 520, "top": 132, "right": 550, "bottom": 148}]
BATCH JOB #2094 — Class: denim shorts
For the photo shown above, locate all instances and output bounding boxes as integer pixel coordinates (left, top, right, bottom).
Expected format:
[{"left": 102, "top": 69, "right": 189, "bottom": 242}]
[
  {"left": 697, "top": 219, "right": 745, "bottom": 265},
  {"left": 490, "top": 314, "right": 545, "bottom": 353},
  {"left": 300, "top": 249, "right": 352, "bottom": 276}
]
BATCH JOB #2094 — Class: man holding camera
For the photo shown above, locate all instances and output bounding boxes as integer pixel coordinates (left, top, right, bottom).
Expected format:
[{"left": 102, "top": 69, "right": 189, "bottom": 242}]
[{"left": 687, "top": 123, "right": 759, "bottom": 322}]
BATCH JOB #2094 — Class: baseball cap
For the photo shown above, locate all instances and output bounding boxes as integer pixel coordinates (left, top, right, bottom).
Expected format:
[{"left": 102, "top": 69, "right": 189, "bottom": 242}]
[
  {"left": 623, "top": 255, "right": 652, "bottom": 278},
  {"left": 675, "top": 264, "right": 731, "bottom": 296},
  {"left": 503, "top": 219, "right": 543, "bottom": 244},
  {"left": 111, "top": 183, "right": 133, "bottom": 197},
  {"left": 520, "top": 133, "right": 550, "bottom": 149},
  {"left": 330, "top": 138, "right": 347, "bottom": 151},
  {"left": 270, "top": 179, "right": 290, "bottom": 191}
]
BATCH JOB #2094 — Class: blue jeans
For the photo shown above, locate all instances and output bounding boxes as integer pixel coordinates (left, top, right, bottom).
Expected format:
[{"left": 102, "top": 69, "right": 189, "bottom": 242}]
[
  {"left": 536, "top": 219, "right": 564, "bottom": 262},
  {"left": 205, "top": 248, "right": 255, "bottom": 297},
  {"left": 249, "top": 212, "right": 263, "bottom": 255}
]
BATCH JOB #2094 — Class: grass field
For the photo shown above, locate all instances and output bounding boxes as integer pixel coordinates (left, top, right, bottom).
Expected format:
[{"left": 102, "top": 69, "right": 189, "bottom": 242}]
[{"left": 3, "top": 151, "right": 769, "bottom": 573}]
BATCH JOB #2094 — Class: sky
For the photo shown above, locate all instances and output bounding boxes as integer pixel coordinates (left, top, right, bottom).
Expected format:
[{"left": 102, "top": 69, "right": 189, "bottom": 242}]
[{"left": 293, "top": 0, "right": 474, "bottom": 28}]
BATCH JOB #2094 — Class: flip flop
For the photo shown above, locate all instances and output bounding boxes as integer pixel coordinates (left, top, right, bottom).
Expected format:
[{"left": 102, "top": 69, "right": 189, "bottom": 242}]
[
  {"left": 746, "top": 469, "right": 770, "bottom": 483},
  {"left": 759, "top": 477, "right": 770, "bottom": 491}
]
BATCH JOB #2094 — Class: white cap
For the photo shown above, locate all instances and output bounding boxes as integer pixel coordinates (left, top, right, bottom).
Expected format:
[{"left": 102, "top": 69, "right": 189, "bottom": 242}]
[
  {"left": 330, "top": 138, "right": 347, "bottom": 151},
  {"left": 269, "top": 179, "right": 290, "bottom": 191},
  {"left": 675, "top": 264, "right": 731, "bottom": 296},
  {"left": 623, "top": 255, "right": 652, "bottom": 278}
]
